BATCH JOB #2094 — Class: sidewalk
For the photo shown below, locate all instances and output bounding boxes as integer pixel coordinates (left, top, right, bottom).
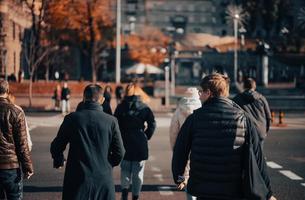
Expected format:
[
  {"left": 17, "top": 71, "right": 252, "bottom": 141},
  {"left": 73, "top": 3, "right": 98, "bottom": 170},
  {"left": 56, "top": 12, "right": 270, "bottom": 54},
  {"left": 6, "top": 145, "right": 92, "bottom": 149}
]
[{"left": 15, "top": 95, "right": 174, "bottom": 113}]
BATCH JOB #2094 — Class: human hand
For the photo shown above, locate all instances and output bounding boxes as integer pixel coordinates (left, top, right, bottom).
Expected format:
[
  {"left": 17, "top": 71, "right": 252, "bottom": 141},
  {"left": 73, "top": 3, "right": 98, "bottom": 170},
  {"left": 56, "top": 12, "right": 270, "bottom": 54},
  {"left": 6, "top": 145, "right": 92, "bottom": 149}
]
[
  {"left": 24, "top": 172, "right": 34, "bottom": 179},
  {"left": 53, "top": 158, "right": 66, "bottom": 169},
  {"left": 177, "top": 181, "right": 187, "bottom": 190},
  {"left": 269, "top": 196, "right": 277, "bottom": 200}
]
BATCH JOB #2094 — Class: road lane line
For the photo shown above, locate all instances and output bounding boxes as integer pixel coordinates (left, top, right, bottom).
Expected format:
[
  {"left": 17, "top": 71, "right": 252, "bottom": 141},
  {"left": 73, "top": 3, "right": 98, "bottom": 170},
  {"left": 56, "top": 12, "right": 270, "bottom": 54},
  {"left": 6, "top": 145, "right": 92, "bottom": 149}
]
[
  {"left": 267, "top": 161, "right": 283, "bottom": 169},
  {"left": 301, "top": 183, "right": 305, "bottom": 187},
  {"left": 153, "top": 174, "right": 164, "bottom": 182},
  {"left": 279, "top": 170, "right": 303, "bottom": 180},
  {"left": 28, "top": 125, "right": 37, "bottom": 131},
  {"left": 149, "top": 155, "right": 156, "bottom": 161},
  {"left": 158, "top": 186, "right": 174, "bottom": 196},
  {"left": 151, "top": 166, "right": 161, "bottom": 172}
]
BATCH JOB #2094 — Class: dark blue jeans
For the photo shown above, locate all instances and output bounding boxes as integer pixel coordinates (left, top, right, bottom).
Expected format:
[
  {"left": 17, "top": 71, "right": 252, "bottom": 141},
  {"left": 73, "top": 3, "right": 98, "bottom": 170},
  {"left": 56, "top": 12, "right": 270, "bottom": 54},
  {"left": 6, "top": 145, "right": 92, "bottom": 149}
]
[{"left": 0, "top": 169, "right": 23, "bottom": 200}]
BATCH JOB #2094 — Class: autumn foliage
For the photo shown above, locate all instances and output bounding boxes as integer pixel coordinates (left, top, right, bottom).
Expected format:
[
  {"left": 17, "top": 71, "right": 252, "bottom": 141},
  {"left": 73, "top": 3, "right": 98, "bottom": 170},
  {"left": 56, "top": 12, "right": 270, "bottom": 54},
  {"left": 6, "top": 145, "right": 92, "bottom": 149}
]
[
  {"left": 125, "top": 26, "right": 170, "bottom": 66},
  {"left": 45, "top": 0, "right": 113, "bottom": 42}
]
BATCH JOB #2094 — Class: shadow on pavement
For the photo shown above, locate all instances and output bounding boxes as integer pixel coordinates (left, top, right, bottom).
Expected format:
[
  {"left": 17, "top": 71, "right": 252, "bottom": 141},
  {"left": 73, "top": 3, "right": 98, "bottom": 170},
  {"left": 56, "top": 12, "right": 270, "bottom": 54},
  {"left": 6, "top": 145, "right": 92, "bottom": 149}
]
[{"left": 24, "top": 185, "right": 182, "bottom": 193}]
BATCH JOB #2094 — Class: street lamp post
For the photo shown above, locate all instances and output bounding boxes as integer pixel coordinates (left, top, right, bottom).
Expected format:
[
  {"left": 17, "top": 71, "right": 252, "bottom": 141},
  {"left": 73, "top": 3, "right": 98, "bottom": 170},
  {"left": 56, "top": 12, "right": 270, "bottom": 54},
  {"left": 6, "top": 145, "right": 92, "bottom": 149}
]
[
  {"left": 165, "top": 66, "right": 170, "bottom": 107},
  {"left": 115, "top": 0, "right": 121, "bottom": 83},
  {"left": 168, "top": 42, "right": 176, "bottom": 96},
  {"left": 233, "top": 14, "right": 239, "bottom": 84}
]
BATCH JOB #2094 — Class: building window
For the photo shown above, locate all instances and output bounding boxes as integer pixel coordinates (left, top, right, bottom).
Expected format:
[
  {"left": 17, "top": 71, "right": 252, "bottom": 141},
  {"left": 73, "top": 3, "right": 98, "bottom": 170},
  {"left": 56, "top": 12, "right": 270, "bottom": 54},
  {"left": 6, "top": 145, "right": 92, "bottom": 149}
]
[
  {"left": 188, "top": 16, "right": 195, "bottom": 23},
  {"left": 175, "top": 5, "right": 182, "bottom": 12},
  {"left": 18, "top": 26, "right": 22, "bottom": 41},
  {"left": 14, "top": 51, "right": 16, "bottom": 74},
  {"left": 187, "top": 5, "right": 195, "bottom": 12},
  {"left": 200, "top": 17, "right": 206, "bottom": 23},
  {"left": 12, "top": 21, "right": 16, "bottom": 40},
  {"left": 126, "top": 3, "right": 137, "bottom": 15}
]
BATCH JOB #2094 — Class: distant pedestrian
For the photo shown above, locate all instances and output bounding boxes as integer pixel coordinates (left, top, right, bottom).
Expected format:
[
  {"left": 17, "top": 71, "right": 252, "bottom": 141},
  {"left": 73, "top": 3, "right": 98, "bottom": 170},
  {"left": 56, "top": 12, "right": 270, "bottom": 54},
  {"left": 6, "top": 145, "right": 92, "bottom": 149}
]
[
  {"left": 104, "top": 85, "right": 112, "bottom": 104},
  {"left": 172, "top": 73, "right": 276, "bottom": 200},
  {"left": 52, "top": 84, "right": 61, "bottom": 111},
  {"left": 114, "top": 83, "right": 156, "bottom": 200},
  {"left": 51, "top": 84, "right": 125, "bottom": 200},
  {"left": 61, "top": 82, "right": 71, "bottom": 115},
  {"left": 0, "top": 80, "right": 34, "bottom": 199},
  {"left": 233, "top": 78, "right": 272, "bottom": 145},
  {"left": 169, "top": 87, "right": 201, "bottom": 200},
  {"left": 115, "top": 85, "right": 124, "bottom": 104}
]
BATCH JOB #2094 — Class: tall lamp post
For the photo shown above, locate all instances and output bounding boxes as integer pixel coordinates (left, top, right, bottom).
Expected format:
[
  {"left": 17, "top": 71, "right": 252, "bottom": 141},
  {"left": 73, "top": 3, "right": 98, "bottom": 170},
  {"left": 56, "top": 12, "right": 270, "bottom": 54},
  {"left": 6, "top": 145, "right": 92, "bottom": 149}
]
[
  {"left": 115, "top": 0, "right": 121, "bottom": 83},
  {"left": 233, "top": 14, "right": 239, "bottom": 85},
  {"left": 168, "top": 42, "right": 176, "bottom": 96},
  {"left": 226, "top": 4, "right": 246, "bottom": 84}
]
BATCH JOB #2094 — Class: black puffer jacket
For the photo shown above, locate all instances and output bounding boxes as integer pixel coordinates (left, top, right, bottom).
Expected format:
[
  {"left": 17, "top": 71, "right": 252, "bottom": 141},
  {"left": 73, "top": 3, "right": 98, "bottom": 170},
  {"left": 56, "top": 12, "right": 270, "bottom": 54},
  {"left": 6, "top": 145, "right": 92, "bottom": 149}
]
[
  {"left": 172, "top": 97, "right": 272, "bottom": 199},
  {"left": 114, "top": 95, "right": 156, "bottom": 161},
  {"left": 233, "top": 90, "right": 271, "bottom": 140}
]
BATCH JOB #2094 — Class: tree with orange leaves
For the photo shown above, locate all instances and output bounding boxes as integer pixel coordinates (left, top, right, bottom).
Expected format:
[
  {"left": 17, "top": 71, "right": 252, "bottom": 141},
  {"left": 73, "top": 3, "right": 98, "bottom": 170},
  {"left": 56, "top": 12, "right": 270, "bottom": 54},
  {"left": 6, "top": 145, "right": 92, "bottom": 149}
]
[
  {"left": 45, "top": 0, "right": 114, "bottom": 82},
  {"left": 126, "top": 26, "right": 170, "bottom": 67}
]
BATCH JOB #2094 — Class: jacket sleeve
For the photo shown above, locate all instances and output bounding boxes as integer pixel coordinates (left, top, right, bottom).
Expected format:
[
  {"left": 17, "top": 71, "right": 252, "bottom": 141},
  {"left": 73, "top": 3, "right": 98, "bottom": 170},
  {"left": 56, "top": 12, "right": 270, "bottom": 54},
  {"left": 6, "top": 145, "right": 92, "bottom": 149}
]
[
  {"left": 249, "top": 119, "right": 273, "bottom": 198},
  {"left": 172, "top": 114, "right": 194, "bottom": 184},
  {"left": 13, "top": 111, "right": 33, "bottom": 174},
  {"left": 169, "top": 109, "right": 180, "bottom": 150},
  {"left": 50, "top": 115, "right": 71, "bottom": 167},
  {"left": 144, "top": 107, "right": 156, "bottom": 140},
  {"left": 262, "top": 96, "right": 271, "bottom": 132},
  {"left": 108, "top": 119, "right": 125, "bottom": 167}
]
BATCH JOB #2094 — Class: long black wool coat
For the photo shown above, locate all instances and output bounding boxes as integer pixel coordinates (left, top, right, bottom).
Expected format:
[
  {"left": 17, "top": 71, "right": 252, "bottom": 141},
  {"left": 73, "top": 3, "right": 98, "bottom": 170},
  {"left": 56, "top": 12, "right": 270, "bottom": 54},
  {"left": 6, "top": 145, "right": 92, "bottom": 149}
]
[{"left": 51, "top": 101, "right": 125, "bottom": 200}]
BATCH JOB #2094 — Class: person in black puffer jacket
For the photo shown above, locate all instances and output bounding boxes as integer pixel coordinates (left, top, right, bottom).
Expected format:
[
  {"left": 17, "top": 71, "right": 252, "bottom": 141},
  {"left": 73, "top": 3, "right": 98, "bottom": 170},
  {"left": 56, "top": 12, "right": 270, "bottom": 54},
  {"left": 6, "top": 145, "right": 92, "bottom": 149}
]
[
  {"left": 114, "top": 83, "right": 156, "bottom": 200},
  {"left": 172, "top": 73, "right": 276, "bottom": 200},
  {"left": 233, "top": 78, "right": 271, "bottom": 142}
]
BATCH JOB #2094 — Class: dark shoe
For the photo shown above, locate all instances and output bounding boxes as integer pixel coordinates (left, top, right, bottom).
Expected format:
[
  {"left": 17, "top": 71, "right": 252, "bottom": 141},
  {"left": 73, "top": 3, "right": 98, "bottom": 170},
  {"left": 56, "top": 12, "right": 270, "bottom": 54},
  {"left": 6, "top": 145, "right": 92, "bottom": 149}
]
[
  {"left": 132, "top": 195, "right": 139, "bottom": 200},
  {"left": 121, "top": 188, "right": 128, "bottom": 200}
]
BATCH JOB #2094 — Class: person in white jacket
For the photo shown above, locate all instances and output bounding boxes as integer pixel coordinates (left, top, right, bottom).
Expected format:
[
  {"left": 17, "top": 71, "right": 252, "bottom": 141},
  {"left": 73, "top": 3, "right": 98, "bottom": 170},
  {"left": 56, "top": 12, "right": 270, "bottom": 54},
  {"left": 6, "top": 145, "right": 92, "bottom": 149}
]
[{"left": 170, "top": 87, "right": 201, "bottom": 200}]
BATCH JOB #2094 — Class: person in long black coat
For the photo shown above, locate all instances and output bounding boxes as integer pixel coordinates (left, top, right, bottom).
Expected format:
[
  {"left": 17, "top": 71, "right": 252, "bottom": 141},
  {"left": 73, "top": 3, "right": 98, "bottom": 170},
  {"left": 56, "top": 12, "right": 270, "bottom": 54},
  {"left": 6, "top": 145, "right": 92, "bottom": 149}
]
[
  {"left": 50, "top": 84, "right": 125, "bottom": 200},
  {"left": 114, "top": 83, "right": 156, "bottom": 200}
]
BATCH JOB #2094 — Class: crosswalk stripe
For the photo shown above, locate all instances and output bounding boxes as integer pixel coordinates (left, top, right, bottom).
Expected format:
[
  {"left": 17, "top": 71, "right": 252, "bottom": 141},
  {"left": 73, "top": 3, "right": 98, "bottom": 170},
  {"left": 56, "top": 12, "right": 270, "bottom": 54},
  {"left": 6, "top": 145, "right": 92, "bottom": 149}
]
[
  {"left": 279, "top": 170, "right": 303, "bottom": 180},
  {"left": 301, "top": 183, "right": 305, "bottom": 187},
  {"left": 158, "top": 186, "right": 175, "bottom": 196},
  {"left": 267, "top": 161, "right": 283, "bottom": 169}
]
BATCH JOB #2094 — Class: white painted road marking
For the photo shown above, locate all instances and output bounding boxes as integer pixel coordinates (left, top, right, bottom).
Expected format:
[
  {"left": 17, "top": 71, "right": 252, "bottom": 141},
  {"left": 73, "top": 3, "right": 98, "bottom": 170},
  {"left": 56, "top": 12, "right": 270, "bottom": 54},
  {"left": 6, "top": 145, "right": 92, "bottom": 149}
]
[
  {"left": 301, "top": 183, "right": 305, "bottom": 187},
  {"left": 267, "top": 161, "right": 283, "bottom": 169},
  {"left": 151, "top": 166, "right": 161, "bottom": 172},
  {"left": 28, "top": 125, "right": 37, "bottom": 131},
  {"left": 158, "top": 186, "right": 174, "bottom": 196},
  {"left": 153, "top": 174, "right": 164, "bottom": 182},
  {"left": 279, "top": 170, "right": 303, "bottom": 180}
]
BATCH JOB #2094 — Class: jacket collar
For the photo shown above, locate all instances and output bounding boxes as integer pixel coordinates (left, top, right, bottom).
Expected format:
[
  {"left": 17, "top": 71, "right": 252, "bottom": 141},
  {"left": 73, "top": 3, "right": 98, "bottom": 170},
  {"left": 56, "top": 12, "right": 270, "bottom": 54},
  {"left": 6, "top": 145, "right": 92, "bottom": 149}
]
[
  {"left": 76, "top": 101, "right": 103, "bottom": 112},
  {"left": 0, "top": 97, "right": 9, "bottom": 103},
  {"left": 203, "top": 96, "right": 233, "bottom": 106},
  {"left": 124, "top": 95, "right": 141, "bottom": 102}
]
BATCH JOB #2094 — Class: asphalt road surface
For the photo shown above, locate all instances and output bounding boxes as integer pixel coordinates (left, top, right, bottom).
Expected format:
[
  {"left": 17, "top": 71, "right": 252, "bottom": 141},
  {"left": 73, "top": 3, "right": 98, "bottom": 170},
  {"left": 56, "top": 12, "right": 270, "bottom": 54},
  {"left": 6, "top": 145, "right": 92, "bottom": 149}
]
[{"left": 21, "top": 113, "right": 305, "bottom": 200}]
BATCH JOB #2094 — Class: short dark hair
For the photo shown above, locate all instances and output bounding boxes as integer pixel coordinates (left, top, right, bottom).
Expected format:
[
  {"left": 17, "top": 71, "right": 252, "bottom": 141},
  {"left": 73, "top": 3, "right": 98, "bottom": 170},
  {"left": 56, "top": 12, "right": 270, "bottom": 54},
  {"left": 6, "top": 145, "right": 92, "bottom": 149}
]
[
  {"left": 244, "top": 78, "right": 256, "bottom": 90},
  {"left": 83, "top": 84, "right": 103, "bottom": 102},
  {"left": 200, "top": 73, "right": 230, "bottom": 97},
  {"left": 0, "top": 80, "right": 9, "bottom": 95}
]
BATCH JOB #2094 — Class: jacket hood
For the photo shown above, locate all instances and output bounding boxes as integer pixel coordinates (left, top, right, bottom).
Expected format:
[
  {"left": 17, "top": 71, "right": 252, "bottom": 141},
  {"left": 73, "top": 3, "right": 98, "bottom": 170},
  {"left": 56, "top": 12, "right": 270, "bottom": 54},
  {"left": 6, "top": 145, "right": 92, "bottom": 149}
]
[
  {"left": 178, "top": 96, "right": 202, "bottom": 115},
  {"left": 123, "top": 95, "right": 146, "bottom": 110},
  {"left": 242, "top": 90, "right": 262, "bottom": 102}
]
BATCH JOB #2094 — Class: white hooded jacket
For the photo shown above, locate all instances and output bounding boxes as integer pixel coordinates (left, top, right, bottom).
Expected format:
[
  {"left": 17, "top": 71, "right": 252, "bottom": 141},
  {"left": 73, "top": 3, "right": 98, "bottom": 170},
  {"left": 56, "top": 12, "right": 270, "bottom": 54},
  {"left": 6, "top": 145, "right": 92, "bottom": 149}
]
[{"left": 170, "top": 88, "right": 201, "bottom": 181}]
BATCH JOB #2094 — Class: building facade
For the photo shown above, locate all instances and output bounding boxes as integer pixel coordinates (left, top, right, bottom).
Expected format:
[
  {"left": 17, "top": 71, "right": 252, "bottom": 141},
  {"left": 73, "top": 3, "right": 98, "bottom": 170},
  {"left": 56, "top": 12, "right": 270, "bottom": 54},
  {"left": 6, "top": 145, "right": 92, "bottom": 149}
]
[
  {"left": 0, "top": 0, "right": 31, "bottom": 80},
  {"left": 122, "top": 0, "right": 228, "bottom": 36}
]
